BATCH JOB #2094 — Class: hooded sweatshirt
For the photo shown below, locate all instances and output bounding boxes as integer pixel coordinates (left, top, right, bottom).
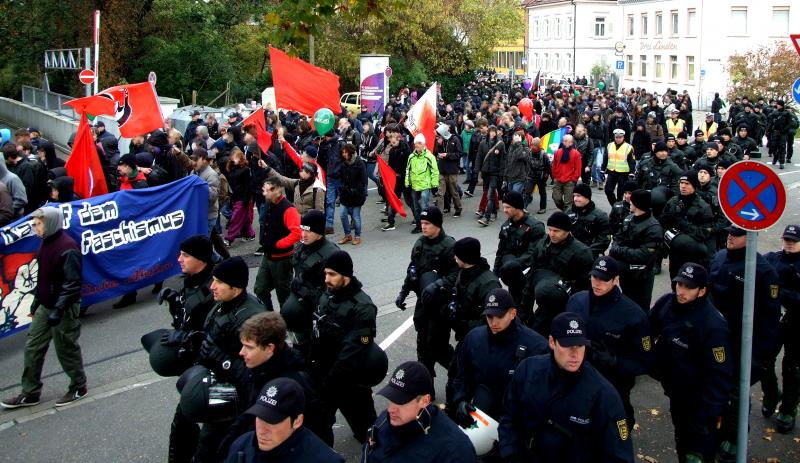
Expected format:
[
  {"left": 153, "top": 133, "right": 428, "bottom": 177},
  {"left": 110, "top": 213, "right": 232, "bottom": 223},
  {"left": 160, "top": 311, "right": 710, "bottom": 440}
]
[
  {"left": 34, "top": 206, "right": 81, "bottom": 311},
  {"left": 0, "top": 155, "right": 27, "bottom": 213},
  {"left": 38, "top": 141, "right": 66, "bottom": 171}
]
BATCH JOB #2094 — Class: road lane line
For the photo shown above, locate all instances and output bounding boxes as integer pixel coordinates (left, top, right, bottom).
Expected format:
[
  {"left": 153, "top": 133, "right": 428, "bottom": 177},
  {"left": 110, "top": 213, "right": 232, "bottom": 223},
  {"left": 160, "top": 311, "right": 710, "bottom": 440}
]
[{"left": 379, "top": 315, "right": 414, "bottom": 350}]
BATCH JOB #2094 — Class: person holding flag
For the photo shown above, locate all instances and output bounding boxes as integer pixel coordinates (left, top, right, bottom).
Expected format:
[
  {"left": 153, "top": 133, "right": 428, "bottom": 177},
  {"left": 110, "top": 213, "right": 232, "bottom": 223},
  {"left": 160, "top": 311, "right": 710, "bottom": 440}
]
[
  {"left": 405, "top": 134, "right": 439, "bottom": 235},
  {"left": 379, "top": 126, "right": 412, "bottom": 232}
]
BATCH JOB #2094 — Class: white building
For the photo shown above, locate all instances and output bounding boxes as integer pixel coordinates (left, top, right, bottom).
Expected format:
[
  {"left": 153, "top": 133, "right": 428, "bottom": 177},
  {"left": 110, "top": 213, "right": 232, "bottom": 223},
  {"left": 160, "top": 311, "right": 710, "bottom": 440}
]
[
  {"left": 525, "top": 0, "right": 620, "bottom": 83},
  {"left": 616, "top": 0, "right": 796, "bottom": 108}
]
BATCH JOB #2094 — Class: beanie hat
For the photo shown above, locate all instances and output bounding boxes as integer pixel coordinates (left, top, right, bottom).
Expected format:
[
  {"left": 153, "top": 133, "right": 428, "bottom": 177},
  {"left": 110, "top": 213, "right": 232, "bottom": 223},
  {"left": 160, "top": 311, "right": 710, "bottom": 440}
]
[
  {"left": 719, "top": 127, "right": 732, "bottom": 137},
  {"left": 134, "top": 152, "right": 155, "bottom": 168},
  {"left": 300, "top": 210, "right": 326, "bottom": 235},
  {"left": 119, "top": 153, "right": 137, "bottom": 168},
  {"left": 680, "top": 170, "right": 700, "bottom": 190},
  {"left": 180, "top": 235, "right": 213, "bottom": 264},
  {"left": 717, "top": 159, "right": 733, "bottom": 169},
  {"left": 547, "top": 211, "right": 572, "bottom": 232},
  {"left": 454, "top": 237, "right": 481, "bottom": 265},
  {"left": 694, "top": 129, "right": 704, "bottom": 136},
  {"left": 325, "top": 250, "right": 354, "bottom": 277},
  {"left": 677, "top": 131, "right": 688, "bottom": 139},
  {"left": 622, "top": 181, "right": 639, "bottom": 193},
  {"left": 654, "top": 142, "right": 669, "bottom": 153},
  {"left": 420, "top": 206, "right": 443, "bottom": 228},
  {"left": 696, "top": 163, "right": 715, "bottom": 177},
  {"left": 213, "top": 256, "right": 249, "bottom": 288},
  {"left": 630, "top": 189, "right": 652, "bottom": 211},
  {"left": 503, "top": 191, "right": 525, "bottom": 210},
  {"left": 414, "top": 133, "right": 426, "bottom": 145},
  {"left": 303, "top": 145, "right": 319, "bottom": 159},
  {"left": 573, "top": 183, "right": 592, "bottom": 200}
]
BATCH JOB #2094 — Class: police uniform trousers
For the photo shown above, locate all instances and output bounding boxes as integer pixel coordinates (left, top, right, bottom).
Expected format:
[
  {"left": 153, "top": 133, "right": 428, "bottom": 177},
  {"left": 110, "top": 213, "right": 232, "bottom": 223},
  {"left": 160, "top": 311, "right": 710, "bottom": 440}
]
[
  {"left": 670, "top": 402, "right": 720, "bottom": 462},
  {"left": 21, "top": 303, "right": 86, "bottom": 397},
  {"left": 762, "top": 317, "right": 800, "bottom": 418},
  {"left": 413, "top": 299, "right": 454, "bottom": 384},
  {"left": 604, "top": 171, "right": 628, "bottom": 205},
  {"left": 254, "top": 256, "right": 293, "bottom": 311},
  {"left": 169, "top": 403, "right": 233, "bottom": 463},
  {"left": 315, "top": 380, "right": 377, "bottom": 446}
]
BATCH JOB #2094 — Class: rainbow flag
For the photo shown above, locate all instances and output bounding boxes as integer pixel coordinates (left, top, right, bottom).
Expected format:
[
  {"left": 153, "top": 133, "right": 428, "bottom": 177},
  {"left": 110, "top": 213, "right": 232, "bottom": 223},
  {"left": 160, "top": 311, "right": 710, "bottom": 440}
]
[{"left": 541, "top": 127, "right": 569, "bottom": 159}]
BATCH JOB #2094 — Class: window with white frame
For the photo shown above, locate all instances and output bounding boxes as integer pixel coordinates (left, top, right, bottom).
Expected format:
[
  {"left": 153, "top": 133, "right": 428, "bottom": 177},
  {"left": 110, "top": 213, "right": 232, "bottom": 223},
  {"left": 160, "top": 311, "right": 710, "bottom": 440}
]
[
  {"left": 730, "top": 7, "right": 747, "bottom": 35},
  {"left": 655, "top": 12, "right": 663, "bottom": 36},
  {"left": 655, "top": 55, "right": 663, "bottom": 79},
  {"left": 567, "top": 16, "right": 574, "bottom": 38},
  {"left": 533, "top": 19, "right": 540, "bottom": 40},
  {"left": 555, "top": 53, "right": 561, "bottom": 72},
  {"left": 670, "top": 55, "right": 678, "bottom": 80},
  {"left": 626, "top": 54, "right": 634, "bottom": 77},
  {"left": 544, "top": 19, "right": 550, "bottom": 39},
  {"left": 544, "top": 53, "right": 549, "bottom": 71},
  {"left": 555, "top": 17, "right": 561, "bottom": 39},
  {"left": 627, "top": 14, "right": 634, "bottom": 37},
  {"left": 640, "top": 55, "right": 648, "bottom": 78},
  {"left": 687, "top": 9, "right": 697, "bottom": 36},
  {"left": 686, "top": 56, "right": 695, "bottom": 81},
  {"left": 595, "top": 17, "right": 606, "bottom": 37},
  {"left": 772, "top": 7, "right": 789, "bottom": 35},
  {"left": 641, "top": 14, "right": 648, "bottom": 37},
  {"left": 533, "top": 53, "right": 539, "bottom": 69},
  {"left": 670, "top": 10, "right": 679, "bottom": 36},
  {"left": 565, "top": 53, "right": 572, "bottom": 73}
]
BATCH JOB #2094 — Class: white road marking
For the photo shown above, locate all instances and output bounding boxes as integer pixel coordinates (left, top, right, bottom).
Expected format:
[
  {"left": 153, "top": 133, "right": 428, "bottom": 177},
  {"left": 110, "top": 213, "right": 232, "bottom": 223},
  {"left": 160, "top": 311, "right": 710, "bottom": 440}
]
[{"left": 379, "top": 315, "right": 414, "bottom": 350}]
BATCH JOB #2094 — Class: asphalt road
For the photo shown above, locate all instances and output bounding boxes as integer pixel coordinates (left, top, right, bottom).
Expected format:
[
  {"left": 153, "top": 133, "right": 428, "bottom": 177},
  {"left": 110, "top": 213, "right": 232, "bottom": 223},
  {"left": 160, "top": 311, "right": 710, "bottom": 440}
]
[{"left": 1, "top": 146, "right": 799, "bottom": 462}]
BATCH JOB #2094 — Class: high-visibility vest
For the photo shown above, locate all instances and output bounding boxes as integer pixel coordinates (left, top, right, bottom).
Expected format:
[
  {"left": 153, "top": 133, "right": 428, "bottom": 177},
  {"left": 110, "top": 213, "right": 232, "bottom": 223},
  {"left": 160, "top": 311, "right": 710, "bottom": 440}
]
[
  {"left": 606, "top": 142, "right": 633, "bottom": 173},
  {"left": 697, "top": 122, "right": 718, "bottom": 139},
  {"left": 666, "top": 119, "right": 685, "bottom": 137}
]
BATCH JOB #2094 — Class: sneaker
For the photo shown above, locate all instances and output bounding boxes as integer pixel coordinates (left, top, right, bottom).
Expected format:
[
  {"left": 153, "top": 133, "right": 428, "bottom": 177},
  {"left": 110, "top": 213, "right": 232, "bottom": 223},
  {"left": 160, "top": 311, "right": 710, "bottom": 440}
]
[
  {"left": 242, "top": 237, "right": 256, "bottom": 242},
  {"left": 464, "top": 190, "right": 474, "bottom": 197},
  {"left": 253, "top": 246, "right": 265, "bottom": 257},
  {"left": 762, "top": 394, "right": 781, "bottom": 418},
  {"left": 477, "top": 218, "right": 489, "bottom": 226},
  {"left": 338, "top": 235, "right": 353, "bottom": 245},
  {"left": 376, "top": 199, "right": 386, "bottom": 204},
  {"left": 537, "top": 209, "right": 546, "bottom": 214},
  {"left": 443, "top": 208, "right": 451, "bottom": 214},
  {"left": 223, "top": 239, "right": 232, "bottom": 247},
  {"left": 352, "top": 237, "right": 361, "bottom": 245},
  {"left": 55, "top": 387, "right": 87, "bottom": 407},
  {"left": 453, "top": 209, "right": 462, "bottom": 218},
  {"left": 325, "top": 227, "right": 334, "bottom": 235},
  {"left": 1, "top": 394, "right": 40, "bottom": 409},
  {"left": 490, "top": 214, "right": 497, "bottom": 222},
  {"left": 776, "top": 413, "right": 796, "bottom": 434},
  {"left": 381, "top": 224, "right": 396, "bottom": 231},
  {"left": 411, "top": 227, "right": 422, "bottom": 234},
  {"left": 474, "top": 210, "right": 482, "bottom": 216}
]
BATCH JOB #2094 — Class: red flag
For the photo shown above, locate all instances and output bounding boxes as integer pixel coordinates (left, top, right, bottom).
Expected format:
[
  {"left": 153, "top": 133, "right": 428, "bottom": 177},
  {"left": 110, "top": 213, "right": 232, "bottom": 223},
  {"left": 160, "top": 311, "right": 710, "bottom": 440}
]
[
  {"left": 269, "top": 46, "right": 341, "bottom": 115},
  {"left": 65, "top": 82, "right": 164, "bottom": 138},
  {"left": 242, "top": 107, "right": 272, "bottom": 154},
  {"left": 404, "top": 83, "right": 437, "bottom": 152},
  {"left": 65, "top": 114, "right": 108, "bottom": 198},
  {"left": 282, "top": 140, "right": 326, "bottom": 187},
  {"left": 376, "top": 156, "right": 407, "bottom": 218}
]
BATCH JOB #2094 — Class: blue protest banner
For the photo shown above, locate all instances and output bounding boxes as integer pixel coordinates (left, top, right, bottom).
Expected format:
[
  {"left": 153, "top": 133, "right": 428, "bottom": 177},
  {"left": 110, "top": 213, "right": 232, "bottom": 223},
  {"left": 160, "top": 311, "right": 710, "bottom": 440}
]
[{"left": 0, "top": 176, "right": 208, "bottom": 339}]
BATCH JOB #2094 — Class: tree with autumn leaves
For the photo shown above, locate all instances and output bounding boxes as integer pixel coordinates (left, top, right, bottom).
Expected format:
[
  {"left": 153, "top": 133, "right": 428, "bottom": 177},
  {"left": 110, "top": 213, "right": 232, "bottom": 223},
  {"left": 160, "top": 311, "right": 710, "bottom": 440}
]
[{"left": 726, "top": 41, "right": 800, "bottom": 105}]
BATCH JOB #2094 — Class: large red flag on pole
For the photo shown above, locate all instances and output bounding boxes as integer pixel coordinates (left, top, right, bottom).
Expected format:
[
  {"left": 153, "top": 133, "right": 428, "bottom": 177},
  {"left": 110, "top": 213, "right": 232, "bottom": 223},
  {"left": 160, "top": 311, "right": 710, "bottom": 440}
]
[
  {"left": 269, "top": 46, "right": 341, "bottom": 115},
  {"left": 242, "top": 107, "right": 272, "bottom": 154},
  {"left": 65, "top": 82, "right": 164, "bottom": 137},
  {"left": 65, "top": 114, "right": 108, "bottom": 198},
  {"left": 376, "top": 156, "right": 407, "bottom": 218},
  {"left": 404, "top": 83, "right": 437, "bottom": 152}
]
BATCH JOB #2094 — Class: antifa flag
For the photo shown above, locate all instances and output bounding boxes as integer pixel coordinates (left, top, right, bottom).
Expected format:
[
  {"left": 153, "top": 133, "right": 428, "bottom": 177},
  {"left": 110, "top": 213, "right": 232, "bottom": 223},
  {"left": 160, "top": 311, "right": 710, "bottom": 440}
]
[
  {"left": 532, "top": 70, "right": 541, "bottom": 92},
  {"left": 242, "top": 107, "right": 272, "bottom": 154},
  {"left": 65, "top": 114, "right": 108, "bottom": 198},
  {"left": 269, "top": 46, "right": 341, "bottom": 115},
  {"left": 376, "top": 156, "right": 407, "bottom": 218},
  {"left": 65, "top": 82, "right": 164, "bottom": 137},
  {"left": 404, "top": 83, "right": 437, "bottom": 152}
]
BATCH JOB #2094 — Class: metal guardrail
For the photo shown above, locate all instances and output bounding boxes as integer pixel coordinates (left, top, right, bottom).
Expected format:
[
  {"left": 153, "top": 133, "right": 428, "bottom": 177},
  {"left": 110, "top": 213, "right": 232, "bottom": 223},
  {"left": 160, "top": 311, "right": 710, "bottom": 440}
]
[{"left": 21, "top": 86, "right": 78, "bottom": 121}]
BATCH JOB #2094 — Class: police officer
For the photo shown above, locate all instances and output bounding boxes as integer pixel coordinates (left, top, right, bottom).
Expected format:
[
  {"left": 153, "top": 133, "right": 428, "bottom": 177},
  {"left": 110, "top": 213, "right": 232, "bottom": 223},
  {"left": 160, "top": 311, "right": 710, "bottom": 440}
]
[
  {"left": 565, "top": 256, "right": 653, "bottom": 427},
  {"left": 603, "top": 128, "right": 636, "bottom": 205},
  {"left": 732, "top": 125, "right": 759, "bottom": 159},
  {"left": 709, "top": 226, "right": 782, "bottom": 462},
  {"left": 362, "top": 361, "right": 477, "bottom": 462},
  {"left": 141, "top": 235, "right": 216, "bottom": 378},
  {"left": 659, "top": 171, "right": 714, "bottom": 278},
  {"left": 635, "top": 141, "right": 683, "bottom": 195},
  {"left": 687, "top": 130, "right": 706, "bottom": 165},
  {"left": 397, "top": 206, "right": 459, "bottom": 381},
  {"left": 170, "top": 256, "right": 267, "bottom": 463},
  {"left": 609, "top": 181, "right": 638, "bottom": 238},
  {"left": 225, "top": 378, "right": 344, "bottom": 463},
  {"left": 692, "top": 139, "right": 736, "bottom": 172},
  {"left": 521, "top": 211, "right": 594, "bottom": 336},
  {"left": 718, "top": 128, "right": 745, "bottom": 162},
  {"left": 310, "top": 250, "right": 379, "bottom": 445},
  {"left": 649, "top": 262, "right": 733, "bottom": 463},
  {"left": 770, "top": 100, "right": 793, "bottom": 169},
  {"left": 494, "top": 191, "right": 545, "bottom": 303},
  {"left": 452, "top": 288, "right": 549, "bottom": 425},
  {"left": 499, "top": 312, "right": 634, "bottom": 462},
  {"left": 281, "top": 210, "right": 339, "bottom": 357},
  {"left": 763, "top": 225, "right": 800, "bottom": 433},
  {"left": 665, "top": 134, "right": 688, "bottom": 170},
  {"left": 694, "top": 163, "right": 729, "bottom": 251},
  {"left": 566, "top": 183, "right": 611, "bottom": 259}
]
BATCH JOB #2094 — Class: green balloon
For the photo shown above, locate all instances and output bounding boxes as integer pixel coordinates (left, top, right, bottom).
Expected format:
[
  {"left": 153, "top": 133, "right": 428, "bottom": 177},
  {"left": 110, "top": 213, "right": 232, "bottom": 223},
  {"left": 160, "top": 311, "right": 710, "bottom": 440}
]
[
  {"left": 314, "top": 108, "right": 336, "bottom": 135},
  {"left": 598, "top": 81, "right": 606, "bottom": 91}
]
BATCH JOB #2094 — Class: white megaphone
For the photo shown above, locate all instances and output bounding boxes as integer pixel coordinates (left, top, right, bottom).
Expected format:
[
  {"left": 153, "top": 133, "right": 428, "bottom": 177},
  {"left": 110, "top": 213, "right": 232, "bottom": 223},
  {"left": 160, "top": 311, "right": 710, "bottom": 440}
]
[{"left": 459, "top": 407, "right": 499, "bottom": 456}]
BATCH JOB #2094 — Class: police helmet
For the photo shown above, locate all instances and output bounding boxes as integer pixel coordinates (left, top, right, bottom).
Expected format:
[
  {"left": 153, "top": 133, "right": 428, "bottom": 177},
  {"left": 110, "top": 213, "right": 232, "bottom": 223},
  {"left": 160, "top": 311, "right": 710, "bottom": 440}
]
[
  {"left": 649, "top": 186, "right": 674, "bottom": 218},
  {"left": 460, "top": 407, "right": 500, "bottom": 456},
  {"left": 178, "top": 366, "right": 239, "bottom": 423},
  {"left": 354, "top": 343, "right": 389, "bottom": 387},
  {"left": 141, "top": 329, "right": 193, "bottom": 377}
]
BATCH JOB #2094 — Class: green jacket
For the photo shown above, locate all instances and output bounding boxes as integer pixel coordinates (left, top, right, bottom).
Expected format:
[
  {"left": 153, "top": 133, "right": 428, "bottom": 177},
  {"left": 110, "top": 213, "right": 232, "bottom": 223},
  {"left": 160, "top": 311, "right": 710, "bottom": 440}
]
[
  {"left": 405, "top": 149, "right": 439, "bottom": 191},
  {"left": 460, "top": 129, "right": 474, "bottom": 155}
]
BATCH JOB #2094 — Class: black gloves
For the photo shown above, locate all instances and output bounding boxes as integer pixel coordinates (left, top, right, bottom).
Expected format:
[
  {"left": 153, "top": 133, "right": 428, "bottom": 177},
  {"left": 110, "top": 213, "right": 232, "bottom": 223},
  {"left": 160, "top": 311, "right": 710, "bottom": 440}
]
[
  {"left": 455, "top": 401, "right": 476, "bottom": 428},
  {"left": 200, "top": 338, "right": 230, "bottom": 370},
  {"left": 395, "top": 291, "right": 408, "bottom": 310},
  {"left": 47, "top": 310, "right": 63, "bottom": 327},
  {"left": 421, "top": 282, "right": 441, "bottom": 306},
  {"left": 158, "top": 287, "right": 180, "bottom": 306},
  {"left": 290, "top": 277, "right": 303, "bottom": 295},
  {"left": 592, "top": 344, "right": 617, "bottom": 369},
  {"left": 161, "top": 330, "right": 188, "bottom": 347}
]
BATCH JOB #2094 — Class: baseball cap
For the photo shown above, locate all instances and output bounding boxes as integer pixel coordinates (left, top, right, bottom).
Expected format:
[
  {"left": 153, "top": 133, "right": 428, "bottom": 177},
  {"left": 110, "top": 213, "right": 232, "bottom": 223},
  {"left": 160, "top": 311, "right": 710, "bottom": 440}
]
[
  {"left": 672, "top": 262, "right": 708, "bottom": 289},
  {"left": 377, "top": 361, "right": 433, "bottom": 405},
  {"left": 244, "top": 378, "right": 305, "bottom": 424},
  {"left": 782, "top": 224, "right": 800, "bottom": 242},
  {"left": 551, "top": 312, "right": 590, "bottom": 347},
  {"left": 590, "top": 256, "right": 619, "bottom": 281},
  {"left": 613, "top": 128, "right": 625, "bottom": 136},
  {"left": 482, "top": 288, "right": 515, "bottom": 316}
]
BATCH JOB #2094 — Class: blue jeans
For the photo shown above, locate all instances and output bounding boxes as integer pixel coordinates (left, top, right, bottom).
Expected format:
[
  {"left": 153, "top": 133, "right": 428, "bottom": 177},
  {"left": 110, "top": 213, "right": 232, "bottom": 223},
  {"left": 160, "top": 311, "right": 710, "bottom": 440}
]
[
  {"left": 592, "top": 147, "right": 606, "bottom": 183},
  {"left": 461, "top": 153, "right": 470, "bottom": 173},
  {"left": 220, "top": 200, "right": 232, "bottom": 220},
  {"left": 325, "top": 177, "right": 341, "bottom": 228},
  {"left": 340, "top": 206, "right": 362, "bottom": 237},
  {"left": 364, "top": 161, "right": 379, "bottom": 194},
  {"left": 509, "top": 181, "right": 525, "bottom": 193},
  {"left": 484, "top": 177, "right": 501, "bottom": 219},
  {"left": 412, "top": 189, "right": 431, "bottom": 226}
]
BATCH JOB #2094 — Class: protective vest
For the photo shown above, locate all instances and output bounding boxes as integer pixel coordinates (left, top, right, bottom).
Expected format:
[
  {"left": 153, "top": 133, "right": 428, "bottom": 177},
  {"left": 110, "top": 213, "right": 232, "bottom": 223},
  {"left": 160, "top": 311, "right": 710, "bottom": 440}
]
[
  {"left": 606, "top": 142, "right": 633, "bottom": 173},
  {"left": 697, "top": 122, "right": 718, "bottom": 139},
  {"left": 666, "top": 119, "right": 685, "bottom": 137}
]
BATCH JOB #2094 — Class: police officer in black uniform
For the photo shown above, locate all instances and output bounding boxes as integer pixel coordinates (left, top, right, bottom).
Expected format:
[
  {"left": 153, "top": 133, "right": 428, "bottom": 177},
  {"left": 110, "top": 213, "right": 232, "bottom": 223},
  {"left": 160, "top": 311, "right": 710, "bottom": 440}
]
[
  {"left": 609, "top": 181, "right": 638, "bottom": 238},
  {"left": 565, "top": 256, "right": 653, "bottom": 427},
  {"left": 732, "top": 125, "right": 759, "bottom": 159},
  {"left": 281, "top": 210, "right": 339, "bottom": 357},
  {"left": 170, "top": 256, "right": 267, "bottom": 463},
  {"left": 566, "top": 183, "right": 611, "bottom": 259},
  {"left": 635, "top": 142, "right": 683, "bottom": 195},
  {"left": 763, "top": 225, "right": 800, "bottom": 433},
  {"left": 692, "top": 139, "right": 736, "bottom": 172},
  {"left": 769, "top": 100, "right": 793, "bottom": 169},
  {"left": 452, "top": 288, "right": 549, "bottom": 425},
  {"left": 310, "top": 250, "right": 380, "bottom": 445},
  {"left": 665, "top": 134, "right": 689, "bottom": 170},
  {"left": 609, "top": 190, "right": 664, "bottom": 311},
  {"left": 521, "top": 211, "right": 594, "bottom": 336},
  {"left": 499, "top": 312, "right": 634, "bottom": 462},
  {"left": 650, "top": 262, "right": 733, "bottom": 463},
  {"left": 709, "top": 226, "right": 782, "bottom": 462},
  {"left": 397, "top": 206, "right": 459, "bottom": 381},
  {"left": 660, "top": 171, "right": 714, "bottom": 278},
  {"left": 494, "top": 191, "right": 545, "bottom": 304}
]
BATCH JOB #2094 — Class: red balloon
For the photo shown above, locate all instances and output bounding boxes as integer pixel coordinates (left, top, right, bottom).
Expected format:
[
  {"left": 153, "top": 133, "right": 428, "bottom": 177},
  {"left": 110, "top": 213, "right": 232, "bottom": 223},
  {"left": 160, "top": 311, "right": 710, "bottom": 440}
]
[{"left": 518, "top": 98, "right": 533, "bottom": 121}]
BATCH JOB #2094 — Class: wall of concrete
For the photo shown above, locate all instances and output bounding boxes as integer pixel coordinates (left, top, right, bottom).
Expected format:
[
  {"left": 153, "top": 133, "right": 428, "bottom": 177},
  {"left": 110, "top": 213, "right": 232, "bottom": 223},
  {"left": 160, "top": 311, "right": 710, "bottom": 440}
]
[{"left": 0, "top": 97, "right": 78, "bottom": 150}]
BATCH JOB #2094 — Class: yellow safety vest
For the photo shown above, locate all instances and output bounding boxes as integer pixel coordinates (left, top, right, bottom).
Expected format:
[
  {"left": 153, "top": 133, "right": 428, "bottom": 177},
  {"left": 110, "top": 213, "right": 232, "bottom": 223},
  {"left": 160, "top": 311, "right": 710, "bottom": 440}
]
[
  {"left": 666, "top": 119, "right": 685, "bottom": 137},
  {"left": 606, "top": 142, "right": 633, "bottom": 173},
  {"left": 697, "top": 122, "right": 718, "bottom": 139}
]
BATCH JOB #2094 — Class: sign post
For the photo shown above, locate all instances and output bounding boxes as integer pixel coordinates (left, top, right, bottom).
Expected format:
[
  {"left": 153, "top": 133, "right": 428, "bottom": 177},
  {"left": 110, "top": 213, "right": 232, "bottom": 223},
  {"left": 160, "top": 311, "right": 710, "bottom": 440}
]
[{"left": 718, "top": 161, "right": 786, "bottom": 463}]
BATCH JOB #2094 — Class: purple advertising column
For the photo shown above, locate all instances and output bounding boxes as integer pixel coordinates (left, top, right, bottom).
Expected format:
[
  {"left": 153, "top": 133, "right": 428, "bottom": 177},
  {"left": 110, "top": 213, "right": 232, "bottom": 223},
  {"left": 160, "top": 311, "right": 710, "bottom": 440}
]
[{"left": 360, "top": 54, "right": 390, "bottom": 118}]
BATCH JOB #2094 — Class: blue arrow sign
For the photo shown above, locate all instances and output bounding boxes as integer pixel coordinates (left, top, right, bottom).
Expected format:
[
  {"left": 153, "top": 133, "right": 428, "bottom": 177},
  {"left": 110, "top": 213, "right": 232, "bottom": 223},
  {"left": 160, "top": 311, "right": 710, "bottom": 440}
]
[
  {"left": 725, "top": 170, "right": 777, "bottom": 221},
  {"left": 793, "top": 77, "right": 800, "bottom": 105}
]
